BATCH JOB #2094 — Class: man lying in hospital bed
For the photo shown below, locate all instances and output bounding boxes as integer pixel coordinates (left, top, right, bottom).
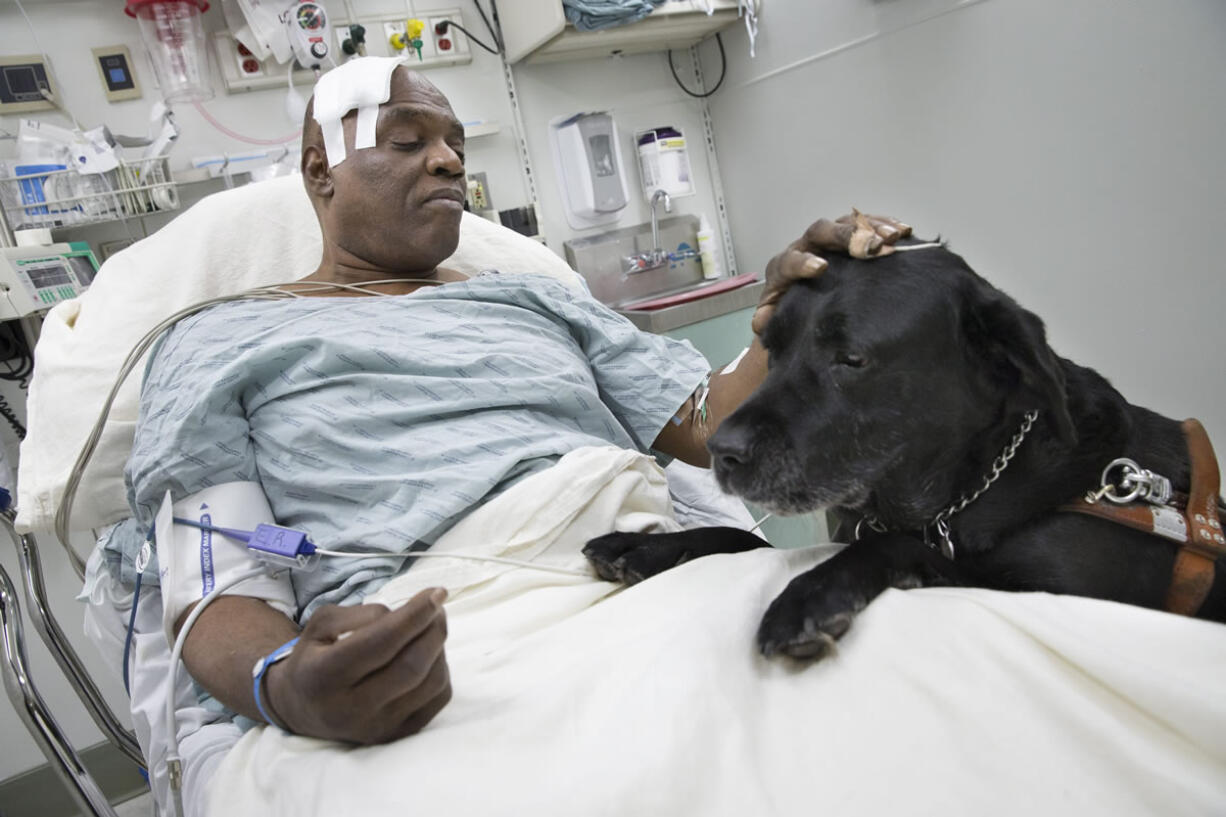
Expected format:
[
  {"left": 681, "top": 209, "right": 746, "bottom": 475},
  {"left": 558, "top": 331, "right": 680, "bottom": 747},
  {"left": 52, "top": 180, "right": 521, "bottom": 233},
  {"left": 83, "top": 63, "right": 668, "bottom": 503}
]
[{"left": 18, "top": 56, "right": 1226, "bottom": 817}]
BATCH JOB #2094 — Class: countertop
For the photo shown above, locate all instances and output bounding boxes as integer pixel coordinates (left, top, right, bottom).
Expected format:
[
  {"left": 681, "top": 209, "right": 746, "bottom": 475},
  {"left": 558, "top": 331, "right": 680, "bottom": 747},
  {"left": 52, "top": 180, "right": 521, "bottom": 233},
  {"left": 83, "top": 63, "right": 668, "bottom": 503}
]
[{"left": 616, "top": 280, "right": 765, "bottom": 334}]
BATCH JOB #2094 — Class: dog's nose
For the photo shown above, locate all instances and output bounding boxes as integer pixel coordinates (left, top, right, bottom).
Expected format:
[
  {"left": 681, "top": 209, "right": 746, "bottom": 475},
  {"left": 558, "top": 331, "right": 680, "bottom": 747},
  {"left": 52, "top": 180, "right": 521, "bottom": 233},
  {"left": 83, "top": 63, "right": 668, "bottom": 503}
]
[{"left": 707, "top": 426, "right": 753, "bottom": 473}]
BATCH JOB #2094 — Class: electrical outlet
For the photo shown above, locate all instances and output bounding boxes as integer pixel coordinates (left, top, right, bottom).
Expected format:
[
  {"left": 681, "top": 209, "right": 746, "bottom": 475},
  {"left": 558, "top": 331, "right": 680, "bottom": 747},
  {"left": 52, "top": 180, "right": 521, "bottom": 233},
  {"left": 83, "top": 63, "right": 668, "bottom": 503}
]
[
  {"left": 211, "top": 32, "right": 317, "bottom": 93},
  {"left": 467, "top": 172, "right": 492, "bottom": 210},
  {"left": 426, "top": 9, "right": 471, "bottom": 62}
]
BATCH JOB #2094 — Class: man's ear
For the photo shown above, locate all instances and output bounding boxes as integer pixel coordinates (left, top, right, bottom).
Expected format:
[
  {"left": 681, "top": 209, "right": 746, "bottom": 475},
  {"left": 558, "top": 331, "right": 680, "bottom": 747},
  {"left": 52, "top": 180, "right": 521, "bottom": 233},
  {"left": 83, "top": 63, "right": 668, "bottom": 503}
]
[
  {"left": 961, "top": 281, "right": 1077, "bottom": 445},
  {"left": 302, "top": 144, "right": 333, "bottom": 199}
]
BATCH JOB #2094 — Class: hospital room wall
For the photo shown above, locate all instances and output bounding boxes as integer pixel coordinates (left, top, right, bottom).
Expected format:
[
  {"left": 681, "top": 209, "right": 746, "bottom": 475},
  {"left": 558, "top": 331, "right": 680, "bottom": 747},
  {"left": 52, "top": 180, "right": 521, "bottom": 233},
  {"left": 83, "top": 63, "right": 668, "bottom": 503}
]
[{"left": 705, "top": 0, "right": 1226, "bottom": 450}]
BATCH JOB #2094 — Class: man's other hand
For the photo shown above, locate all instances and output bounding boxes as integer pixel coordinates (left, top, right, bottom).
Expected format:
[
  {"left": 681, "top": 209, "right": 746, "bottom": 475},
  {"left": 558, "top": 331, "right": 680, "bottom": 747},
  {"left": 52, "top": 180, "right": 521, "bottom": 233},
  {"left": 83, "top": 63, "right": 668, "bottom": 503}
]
[
  {"left": 752, "top": 211, "right": 911, "bottom": 336},
  {"left": 266, "top": 588, "right": 451, "bottom": 744}
]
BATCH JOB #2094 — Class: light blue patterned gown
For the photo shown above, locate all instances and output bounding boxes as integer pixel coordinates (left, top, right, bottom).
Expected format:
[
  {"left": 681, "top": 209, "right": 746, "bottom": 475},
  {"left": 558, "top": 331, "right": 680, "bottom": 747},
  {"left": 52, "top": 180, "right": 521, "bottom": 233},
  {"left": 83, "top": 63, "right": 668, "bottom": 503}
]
[{"left": 123, "top": 271, "right": 709, "bottom": 620}]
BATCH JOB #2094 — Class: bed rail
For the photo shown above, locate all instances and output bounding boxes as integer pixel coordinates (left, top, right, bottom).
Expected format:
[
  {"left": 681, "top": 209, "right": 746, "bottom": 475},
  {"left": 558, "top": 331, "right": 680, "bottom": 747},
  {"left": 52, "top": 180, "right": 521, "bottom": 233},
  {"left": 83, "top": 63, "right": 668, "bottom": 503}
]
[
  {"left": 1, "top": 561, "right": 119, "bottom": 817},
  {"left": 0, "top": 510, "right": 145, "bottom": 767}
]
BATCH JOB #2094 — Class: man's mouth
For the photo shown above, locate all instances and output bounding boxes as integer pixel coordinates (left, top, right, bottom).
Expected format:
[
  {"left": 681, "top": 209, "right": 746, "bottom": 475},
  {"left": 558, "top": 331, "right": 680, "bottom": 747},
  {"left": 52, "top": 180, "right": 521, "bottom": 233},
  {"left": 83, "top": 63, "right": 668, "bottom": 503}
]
[{"left": 423, "top": 188, "right": 465, "bottom": 208}]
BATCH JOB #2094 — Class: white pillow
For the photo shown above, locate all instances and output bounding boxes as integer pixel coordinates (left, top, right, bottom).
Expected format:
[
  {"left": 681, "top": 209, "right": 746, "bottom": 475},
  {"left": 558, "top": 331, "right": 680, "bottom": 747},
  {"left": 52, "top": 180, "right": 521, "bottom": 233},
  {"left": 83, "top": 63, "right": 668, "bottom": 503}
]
[{"left": 16, "top": 174, "right": 582, "bottom": 534}]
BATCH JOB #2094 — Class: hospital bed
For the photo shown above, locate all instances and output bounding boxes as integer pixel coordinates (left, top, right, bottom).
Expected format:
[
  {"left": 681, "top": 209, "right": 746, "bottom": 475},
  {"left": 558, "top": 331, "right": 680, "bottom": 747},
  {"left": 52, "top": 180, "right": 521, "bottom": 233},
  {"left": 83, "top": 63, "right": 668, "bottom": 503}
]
[{"left": 4, "top": 175, "right": 1226, "bottom": 817}]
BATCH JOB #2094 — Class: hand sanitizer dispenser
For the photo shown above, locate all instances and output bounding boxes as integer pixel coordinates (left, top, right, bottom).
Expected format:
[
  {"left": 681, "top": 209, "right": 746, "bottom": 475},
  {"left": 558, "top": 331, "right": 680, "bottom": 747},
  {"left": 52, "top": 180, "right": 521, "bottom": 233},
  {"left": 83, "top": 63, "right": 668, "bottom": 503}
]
[{"left": 549, "top": 112, "right": 629, "bottom": 230}]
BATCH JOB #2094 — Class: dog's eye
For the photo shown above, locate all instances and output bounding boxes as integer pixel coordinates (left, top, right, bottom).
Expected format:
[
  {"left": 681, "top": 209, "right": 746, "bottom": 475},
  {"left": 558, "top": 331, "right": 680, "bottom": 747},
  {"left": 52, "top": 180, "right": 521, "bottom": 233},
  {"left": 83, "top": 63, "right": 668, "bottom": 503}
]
[{"left": 836, "top": 352, "right": 868, "bottom": 368}]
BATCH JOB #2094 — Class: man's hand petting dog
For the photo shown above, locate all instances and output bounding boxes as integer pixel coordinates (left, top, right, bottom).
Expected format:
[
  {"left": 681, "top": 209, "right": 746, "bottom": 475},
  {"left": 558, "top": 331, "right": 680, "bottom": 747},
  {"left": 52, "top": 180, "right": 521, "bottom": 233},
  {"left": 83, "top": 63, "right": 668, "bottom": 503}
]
[{"left": 752, "top": 211, "right": 911, "bottom": 335}]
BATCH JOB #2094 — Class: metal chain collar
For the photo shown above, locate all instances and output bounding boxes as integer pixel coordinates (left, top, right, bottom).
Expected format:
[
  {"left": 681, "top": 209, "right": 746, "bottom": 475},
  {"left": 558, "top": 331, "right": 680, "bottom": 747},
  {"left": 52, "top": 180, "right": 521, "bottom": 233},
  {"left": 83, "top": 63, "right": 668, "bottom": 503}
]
[{"left": 857, "top": 410, "right": 1041, "bottom": 560}]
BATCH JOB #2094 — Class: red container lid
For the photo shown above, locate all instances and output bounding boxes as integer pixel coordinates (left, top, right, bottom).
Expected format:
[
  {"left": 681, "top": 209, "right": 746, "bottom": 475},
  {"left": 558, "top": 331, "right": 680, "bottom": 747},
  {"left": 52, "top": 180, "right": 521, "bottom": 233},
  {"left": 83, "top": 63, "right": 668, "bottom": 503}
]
[{"left": 125, "top": 0, "right": 209, "bottom": 18}]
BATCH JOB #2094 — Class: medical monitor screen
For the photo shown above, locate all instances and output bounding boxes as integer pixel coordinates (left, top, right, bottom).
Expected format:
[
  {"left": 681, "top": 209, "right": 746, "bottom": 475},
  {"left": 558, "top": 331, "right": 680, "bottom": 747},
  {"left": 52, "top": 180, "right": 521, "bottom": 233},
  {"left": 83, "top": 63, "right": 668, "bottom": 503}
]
[
  {"left": 23, "top": 262, "right": 72, "bottom": 290},
  {"left": 7, "top": 67, "right": 36, "bottom": 94},
  {"left": 67, "top": 253, "right": 98, "bottom": 286}
]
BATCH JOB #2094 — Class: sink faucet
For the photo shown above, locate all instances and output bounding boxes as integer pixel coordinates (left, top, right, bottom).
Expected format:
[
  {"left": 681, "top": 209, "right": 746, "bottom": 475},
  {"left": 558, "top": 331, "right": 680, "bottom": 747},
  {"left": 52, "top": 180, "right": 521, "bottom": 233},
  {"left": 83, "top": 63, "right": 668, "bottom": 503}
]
[
  {"left": 649, "top": 189, "right": 672, "bottom": 251},
  {"left": 624, "top": 190, "right": 675, "bottom": 274}
]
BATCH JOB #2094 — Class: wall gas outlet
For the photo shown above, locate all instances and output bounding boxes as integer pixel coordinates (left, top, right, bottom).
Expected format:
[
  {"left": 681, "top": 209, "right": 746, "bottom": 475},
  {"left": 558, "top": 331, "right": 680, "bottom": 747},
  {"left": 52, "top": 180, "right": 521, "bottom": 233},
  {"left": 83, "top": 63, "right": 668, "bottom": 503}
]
[
  {"left": 384, "top": 21, "right": 408, "bottom": 54},
  {"left": 218, "top": 8, "right": 473, "bottom": 92}
]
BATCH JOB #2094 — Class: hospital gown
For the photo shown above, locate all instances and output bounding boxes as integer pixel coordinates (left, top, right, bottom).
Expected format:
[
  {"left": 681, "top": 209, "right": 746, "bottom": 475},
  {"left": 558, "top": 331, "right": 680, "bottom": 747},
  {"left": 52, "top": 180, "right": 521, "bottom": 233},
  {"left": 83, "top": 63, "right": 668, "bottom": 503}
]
[{"left": 125, "top": 271, "right": 708, "bottom": 620}]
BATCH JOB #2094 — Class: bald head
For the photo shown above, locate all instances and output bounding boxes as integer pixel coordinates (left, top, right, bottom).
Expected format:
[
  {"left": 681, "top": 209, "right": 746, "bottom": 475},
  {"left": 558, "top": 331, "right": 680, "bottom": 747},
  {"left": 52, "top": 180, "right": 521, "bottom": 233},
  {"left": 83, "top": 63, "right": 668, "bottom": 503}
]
[
  {"left": 300, "top": 62, "right": 467, "bottom": 278},
  {"left": 301, "top": 65, "right": 450, "bottom": 173}
]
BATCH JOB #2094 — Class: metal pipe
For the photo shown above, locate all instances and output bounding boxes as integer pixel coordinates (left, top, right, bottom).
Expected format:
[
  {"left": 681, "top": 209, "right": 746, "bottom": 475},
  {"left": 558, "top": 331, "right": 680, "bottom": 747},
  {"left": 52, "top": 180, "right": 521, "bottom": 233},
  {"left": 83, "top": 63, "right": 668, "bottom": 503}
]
[
  {"left": 1, "top": 511, "right": 145, "bottom": 767},
  {"left": 1, "top": 562, "right": 120, "bottom": 817}
]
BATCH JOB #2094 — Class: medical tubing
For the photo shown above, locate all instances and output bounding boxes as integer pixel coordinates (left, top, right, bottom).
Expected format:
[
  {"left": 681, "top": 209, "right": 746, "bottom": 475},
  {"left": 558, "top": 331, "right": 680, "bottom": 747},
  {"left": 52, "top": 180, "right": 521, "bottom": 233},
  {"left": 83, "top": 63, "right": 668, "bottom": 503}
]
[
  {"left": 56, "top": 279, "right": 446, "bottom": 548},
  {"left": 171, "top": 517, "right": 593, "bottom": 576},
  {"left": 121, "top": 569, "right": 143, "bottom": 696},
  {"left": 191, "top": 101, "right": 302, "bottom": 146},
  {"left": 668, "top": 33, "right": 727, "bottom": 98},
  {"left": 164, "top": 566, "right": 271, "bottom": 817},
  {"left": 312, "top": 548, "right": 593, "bottom": 577}
]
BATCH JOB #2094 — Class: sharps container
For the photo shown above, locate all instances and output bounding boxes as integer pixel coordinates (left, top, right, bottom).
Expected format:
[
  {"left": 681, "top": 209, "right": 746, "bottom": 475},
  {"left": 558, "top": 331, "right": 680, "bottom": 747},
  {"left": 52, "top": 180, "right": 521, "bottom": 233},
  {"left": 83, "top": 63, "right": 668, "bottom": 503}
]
[
  {"left": 636, "top": 126, "right": 694, "bottom": 201},
  {"left": 126, "top": 0, "right": 214, "bottom": 103}
]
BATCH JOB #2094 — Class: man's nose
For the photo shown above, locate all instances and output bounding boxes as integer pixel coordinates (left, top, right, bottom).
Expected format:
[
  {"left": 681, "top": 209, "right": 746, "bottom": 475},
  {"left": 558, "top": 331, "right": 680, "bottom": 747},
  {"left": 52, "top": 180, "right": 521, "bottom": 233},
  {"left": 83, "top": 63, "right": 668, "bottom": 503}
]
[{"left": 426, "top": 142, "right": 464, "bottom": 175}]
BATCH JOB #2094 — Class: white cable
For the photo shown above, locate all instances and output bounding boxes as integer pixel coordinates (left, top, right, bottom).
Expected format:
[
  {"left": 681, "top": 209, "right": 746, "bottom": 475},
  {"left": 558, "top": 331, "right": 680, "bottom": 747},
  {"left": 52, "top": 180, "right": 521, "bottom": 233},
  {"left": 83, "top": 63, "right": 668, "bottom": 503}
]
[
  {"left": 313, "top": 547, "right": 592, "bottom": 577},
  {"left": 740, "top": 510, "right": 769, "bottom": 534},
  {"left": 163, "top": 566, "right": 270, "bottom": 817}
]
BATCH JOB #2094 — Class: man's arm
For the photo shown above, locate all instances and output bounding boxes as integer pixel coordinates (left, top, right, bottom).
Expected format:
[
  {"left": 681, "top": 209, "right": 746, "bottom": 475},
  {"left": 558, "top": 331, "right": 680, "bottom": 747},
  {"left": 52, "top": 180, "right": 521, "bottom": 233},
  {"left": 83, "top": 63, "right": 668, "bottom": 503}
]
[
  {"left": 654, "top": 212, "right": 911, "bottom": 465},
  {"left": 179, "top": 588, "right": 451, "bottom": 744}
]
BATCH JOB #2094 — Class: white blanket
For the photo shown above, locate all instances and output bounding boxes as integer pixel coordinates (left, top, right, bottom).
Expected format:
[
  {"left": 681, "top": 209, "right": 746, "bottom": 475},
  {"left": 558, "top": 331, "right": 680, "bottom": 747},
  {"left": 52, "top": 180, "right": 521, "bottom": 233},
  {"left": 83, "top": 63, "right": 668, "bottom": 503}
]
[{"left": 208, "top": 447, "right": 1226, "bottom": 817}]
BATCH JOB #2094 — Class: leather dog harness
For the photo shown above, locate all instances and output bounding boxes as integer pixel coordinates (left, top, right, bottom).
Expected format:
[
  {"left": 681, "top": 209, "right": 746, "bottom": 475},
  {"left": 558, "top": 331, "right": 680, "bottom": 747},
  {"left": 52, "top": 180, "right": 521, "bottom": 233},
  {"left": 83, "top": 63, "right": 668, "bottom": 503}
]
[{"left": 1059, "top": 419, "right": 1226, "bottom": 616}]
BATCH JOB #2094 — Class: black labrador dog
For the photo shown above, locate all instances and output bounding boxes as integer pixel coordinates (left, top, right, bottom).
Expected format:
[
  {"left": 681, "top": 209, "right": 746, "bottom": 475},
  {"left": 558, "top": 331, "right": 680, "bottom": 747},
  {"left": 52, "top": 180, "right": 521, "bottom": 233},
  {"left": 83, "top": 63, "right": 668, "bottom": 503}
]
[{"left": 585, "top": 241, "right": 1225, "bottom": 658}]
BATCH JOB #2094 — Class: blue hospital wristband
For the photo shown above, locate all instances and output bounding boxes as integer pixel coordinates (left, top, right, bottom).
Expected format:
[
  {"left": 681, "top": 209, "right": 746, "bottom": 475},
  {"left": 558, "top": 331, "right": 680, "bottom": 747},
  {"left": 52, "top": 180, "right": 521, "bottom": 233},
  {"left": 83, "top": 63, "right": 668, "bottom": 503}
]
[{"left": 252, "top": 636, "right": 299, "bottom": 731}]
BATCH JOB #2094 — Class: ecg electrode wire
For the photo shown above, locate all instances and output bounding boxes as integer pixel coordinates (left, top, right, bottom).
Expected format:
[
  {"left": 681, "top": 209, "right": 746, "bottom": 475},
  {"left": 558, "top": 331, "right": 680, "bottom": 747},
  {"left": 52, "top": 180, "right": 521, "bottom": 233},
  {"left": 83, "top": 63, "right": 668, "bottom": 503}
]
[{"left": 54, "top": 279, "right": 450, "bottom": 554}]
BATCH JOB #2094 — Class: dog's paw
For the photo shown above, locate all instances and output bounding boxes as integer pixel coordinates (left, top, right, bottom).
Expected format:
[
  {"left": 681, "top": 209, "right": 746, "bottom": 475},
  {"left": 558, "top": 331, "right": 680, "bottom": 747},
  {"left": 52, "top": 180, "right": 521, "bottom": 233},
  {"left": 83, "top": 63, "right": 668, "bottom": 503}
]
[
  {"left": 583, "top": 532, "right": 691, "bottom": 585},
  {"left": 756, "top": 573, "right": 867, "bottom": 660}
]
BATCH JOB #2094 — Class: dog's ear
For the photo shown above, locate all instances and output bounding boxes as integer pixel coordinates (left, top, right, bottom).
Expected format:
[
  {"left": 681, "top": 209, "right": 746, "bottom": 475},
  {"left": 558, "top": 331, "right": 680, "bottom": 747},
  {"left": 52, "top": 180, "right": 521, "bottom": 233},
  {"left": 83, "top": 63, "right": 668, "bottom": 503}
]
[{"left": 962, "top": 284, "right": 1078, "bottom": 445}]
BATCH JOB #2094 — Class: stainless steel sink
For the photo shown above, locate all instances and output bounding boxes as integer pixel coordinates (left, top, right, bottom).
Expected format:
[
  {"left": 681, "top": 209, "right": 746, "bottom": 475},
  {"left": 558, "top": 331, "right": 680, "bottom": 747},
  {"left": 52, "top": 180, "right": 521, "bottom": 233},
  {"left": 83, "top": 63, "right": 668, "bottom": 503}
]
[{"left": 563, "top": 215, "right": 702, "bottom": 307}]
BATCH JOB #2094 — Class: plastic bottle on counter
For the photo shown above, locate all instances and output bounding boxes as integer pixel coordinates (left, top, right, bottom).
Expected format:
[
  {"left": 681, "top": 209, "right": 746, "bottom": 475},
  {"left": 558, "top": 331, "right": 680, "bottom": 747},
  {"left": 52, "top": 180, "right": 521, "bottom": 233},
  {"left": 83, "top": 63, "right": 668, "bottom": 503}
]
[{"left": 697, "top": 215, "right": 723, "bottom": 280}]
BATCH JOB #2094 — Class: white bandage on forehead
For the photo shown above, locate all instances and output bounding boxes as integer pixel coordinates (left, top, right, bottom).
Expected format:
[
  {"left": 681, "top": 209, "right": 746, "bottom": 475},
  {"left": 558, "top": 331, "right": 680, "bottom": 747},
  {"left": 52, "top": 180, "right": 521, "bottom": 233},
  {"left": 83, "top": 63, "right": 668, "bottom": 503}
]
[
  {"left": 154, "top": 483, "right": 296, "bottom": 645},
  {"left": 312, "top": 56, "right": 403, "bottom": 167}
]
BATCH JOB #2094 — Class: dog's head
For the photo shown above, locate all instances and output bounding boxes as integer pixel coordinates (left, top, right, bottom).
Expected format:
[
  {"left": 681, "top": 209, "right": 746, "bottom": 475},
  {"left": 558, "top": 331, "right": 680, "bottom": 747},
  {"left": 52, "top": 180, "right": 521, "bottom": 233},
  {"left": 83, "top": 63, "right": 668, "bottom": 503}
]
[{"left": 710, "top": 241, "right": 1075, "bottom": 526}]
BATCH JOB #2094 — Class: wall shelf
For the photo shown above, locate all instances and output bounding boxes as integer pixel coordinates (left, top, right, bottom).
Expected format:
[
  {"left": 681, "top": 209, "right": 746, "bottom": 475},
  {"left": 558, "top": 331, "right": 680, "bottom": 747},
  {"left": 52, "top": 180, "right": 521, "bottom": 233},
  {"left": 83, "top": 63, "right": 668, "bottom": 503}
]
[{"left": 501, "top": 0, "right": 745, "bottom": 65}]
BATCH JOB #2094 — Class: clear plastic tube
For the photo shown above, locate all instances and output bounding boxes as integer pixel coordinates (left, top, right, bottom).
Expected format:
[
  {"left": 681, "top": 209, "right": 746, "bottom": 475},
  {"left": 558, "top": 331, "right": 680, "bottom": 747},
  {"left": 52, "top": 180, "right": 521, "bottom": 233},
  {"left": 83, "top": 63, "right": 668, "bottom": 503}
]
[{"left": 191, "top": 101, "right": 302, "bottom": 146}]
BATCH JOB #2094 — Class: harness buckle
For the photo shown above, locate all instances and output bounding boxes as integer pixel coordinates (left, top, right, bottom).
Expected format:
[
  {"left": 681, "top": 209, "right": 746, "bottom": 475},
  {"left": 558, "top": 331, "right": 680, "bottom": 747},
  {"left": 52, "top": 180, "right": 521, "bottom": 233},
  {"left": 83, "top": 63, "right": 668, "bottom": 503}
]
[{"left": 1098, "top": 458, "right": 1173, "bottom": 506}]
